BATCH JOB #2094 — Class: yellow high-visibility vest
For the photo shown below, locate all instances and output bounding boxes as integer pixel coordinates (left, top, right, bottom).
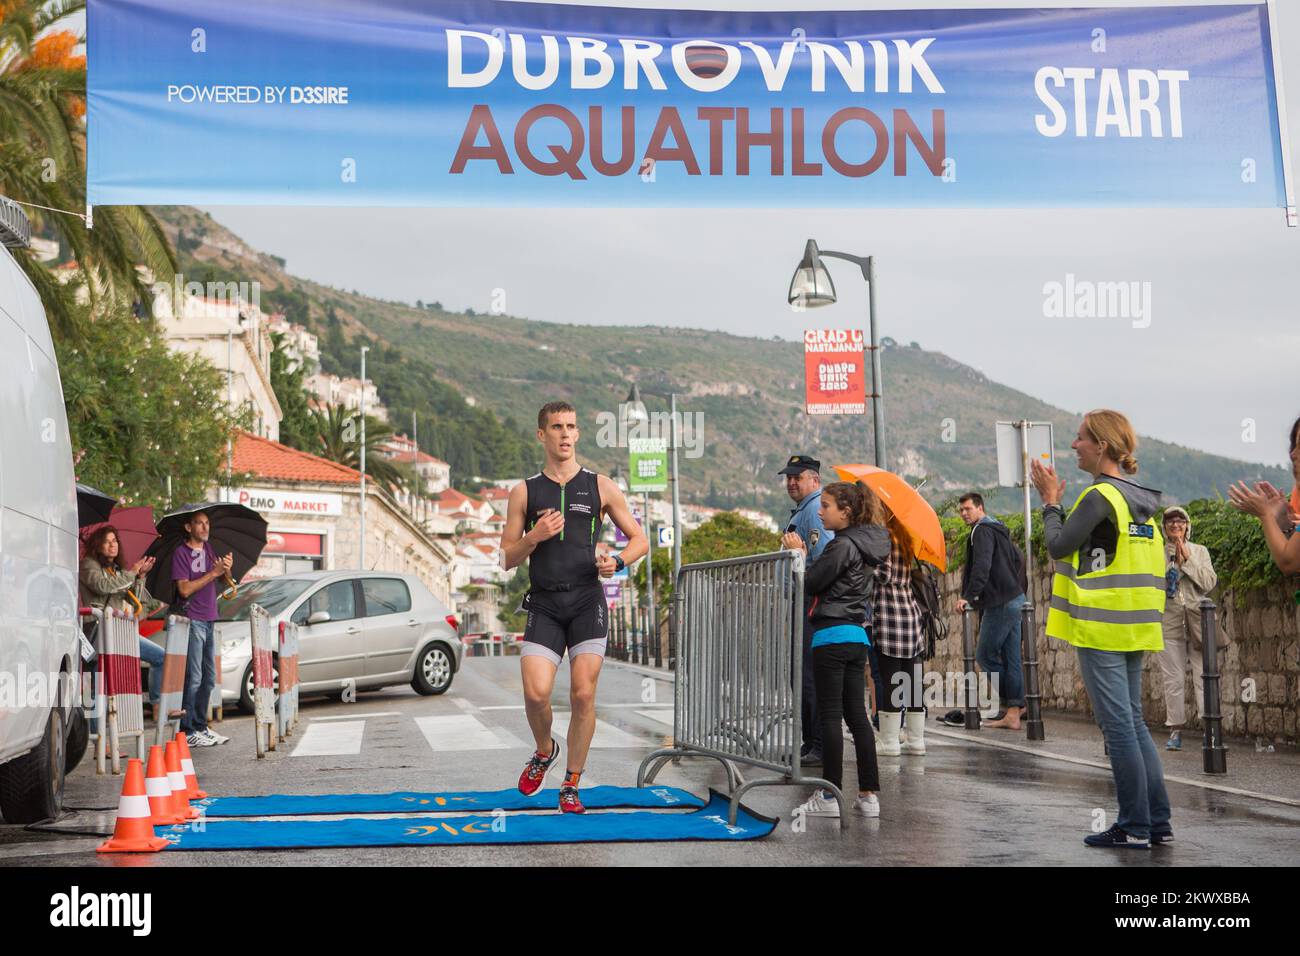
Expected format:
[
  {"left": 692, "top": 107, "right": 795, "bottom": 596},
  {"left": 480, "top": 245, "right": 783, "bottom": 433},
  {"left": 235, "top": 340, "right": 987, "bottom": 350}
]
[{"left": 1045, "top": 481, "right": 1166, "bottom": 652}]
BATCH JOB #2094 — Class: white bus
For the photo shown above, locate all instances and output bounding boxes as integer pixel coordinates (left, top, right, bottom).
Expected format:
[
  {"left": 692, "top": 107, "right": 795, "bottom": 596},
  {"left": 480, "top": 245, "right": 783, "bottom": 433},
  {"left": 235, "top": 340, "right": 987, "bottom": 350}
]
[{"left": 0, "top": 197, "right": 81, "bottom": 823}]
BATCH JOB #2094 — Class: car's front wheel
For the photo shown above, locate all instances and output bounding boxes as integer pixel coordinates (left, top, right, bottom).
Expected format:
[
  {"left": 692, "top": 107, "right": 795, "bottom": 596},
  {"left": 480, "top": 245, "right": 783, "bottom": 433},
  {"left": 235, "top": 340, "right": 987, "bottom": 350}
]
[
  {"left": 237, "top": 660, "right": 279, "bottom": 715},
  {"left": 412, "top": 643, "right": 453, "bottom": 696}
]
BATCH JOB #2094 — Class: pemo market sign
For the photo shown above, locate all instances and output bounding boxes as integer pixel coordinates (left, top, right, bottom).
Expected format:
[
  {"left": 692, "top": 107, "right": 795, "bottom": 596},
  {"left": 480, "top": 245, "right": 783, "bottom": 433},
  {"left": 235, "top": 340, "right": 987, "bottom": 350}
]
[{"left": 87, "top": 0, "right": 1294, "bottom": 220}]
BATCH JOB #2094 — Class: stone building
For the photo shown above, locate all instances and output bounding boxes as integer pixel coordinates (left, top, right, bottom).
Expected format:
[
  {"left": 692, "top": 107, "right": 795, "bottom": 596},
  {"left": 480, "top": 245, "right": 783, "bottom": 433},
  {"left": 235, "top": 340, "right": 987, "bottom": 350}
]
[{"left": 222, "top": 431, "right": 454, "bottom": 605}]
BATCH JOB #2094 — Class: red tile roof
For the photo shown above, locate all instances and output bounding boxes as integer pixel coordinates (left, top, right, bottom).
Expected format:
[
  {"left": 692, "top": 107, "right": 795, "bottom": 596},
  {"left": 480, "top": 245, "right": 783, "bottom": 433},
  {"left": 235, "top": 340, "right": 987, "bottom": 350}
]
[{"left": 232, "top": 431, "right": 360, "bottom": 485}]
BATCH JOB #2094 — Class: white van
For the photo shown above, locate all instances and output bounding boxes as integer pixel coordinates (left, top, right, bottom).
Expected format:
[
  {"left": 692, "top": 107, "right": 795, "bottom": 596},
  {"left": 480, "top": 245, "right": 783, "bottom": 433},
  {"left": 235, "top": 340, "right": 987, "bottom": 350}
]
[{"left": 0, "top": 197, "right": 81, "bottom": 823}]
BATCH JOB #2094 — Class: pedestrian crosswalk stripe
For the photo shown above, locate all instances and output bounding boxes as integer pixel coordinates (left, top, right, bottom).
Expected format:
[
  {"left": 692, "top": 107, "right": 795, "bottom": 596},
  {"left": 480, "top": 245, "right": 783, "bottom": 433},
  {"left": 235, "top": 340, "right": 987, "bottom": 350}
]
[
  {"left": 310, "top": 711, "right": 401, "bottom": 721},
  {"left": 293, "top": 720, "right": 367, "bottom": 757},
  {"left": 415, "top": 714, "right": 525, "bottom": 751}
]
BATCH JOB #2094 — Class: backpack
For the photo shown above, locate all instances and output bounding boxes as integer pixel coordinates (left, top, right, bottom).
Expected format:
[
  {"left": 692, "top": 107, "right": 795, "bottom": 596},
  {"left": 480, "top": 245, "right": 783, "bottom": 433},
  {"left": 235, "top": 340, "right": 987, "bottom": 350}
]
[{"left": 910, "top": 560, "right": 948, "bottom": 660}]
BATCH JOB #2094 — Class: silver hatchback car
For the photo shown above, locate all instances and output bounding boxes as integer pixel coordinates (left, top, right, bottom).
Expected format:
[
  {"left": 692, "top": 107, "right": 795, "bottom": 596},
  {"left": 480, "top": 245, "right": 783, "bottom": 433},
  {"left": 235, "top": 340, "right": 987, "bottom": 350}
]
[{"left": 211, "top": 571, "right": 463, "bottom": 713}]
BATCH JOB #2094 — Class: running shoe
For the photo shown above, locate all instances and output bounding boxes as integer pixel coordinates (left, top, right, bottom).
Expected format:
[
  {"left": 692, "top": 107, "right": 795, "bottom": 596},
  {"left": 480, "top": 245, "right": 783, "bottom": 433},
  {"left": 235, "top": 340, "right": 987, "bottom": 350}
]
[
  {"left": 203, "top": 728, "right": 229, "bottom": 745},
  {"left": 1150, "top": 828, "right": 1175, "bottom": 846},
  {"left": 186, "top": 731, "right": 216, "bottom": 748},
  {"left": 517, "top": 738, "right": 560, "bottom": 796},
  {"left": 853, "top": 794, "right": 881, "bottom": 817},
  {"left": 791, "top": 789, "right": 840, "bottom": 818},
  {"left": 558, "top": 784, "right": 585, "bottom": 814},
  {"left": 1165, "top": 730, "right": 1181, "bottom": 751}
]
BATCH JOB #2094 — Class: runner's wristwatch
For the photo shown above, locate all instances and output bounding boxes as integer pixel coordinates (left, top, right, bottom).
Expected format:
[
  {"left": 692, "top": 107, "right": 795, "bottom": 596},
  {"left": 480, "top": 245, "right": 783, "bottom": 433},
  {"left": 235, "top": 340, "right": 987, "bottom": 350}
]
[{"left": 613, "top": 554, "right": 625, "bottom": 572}]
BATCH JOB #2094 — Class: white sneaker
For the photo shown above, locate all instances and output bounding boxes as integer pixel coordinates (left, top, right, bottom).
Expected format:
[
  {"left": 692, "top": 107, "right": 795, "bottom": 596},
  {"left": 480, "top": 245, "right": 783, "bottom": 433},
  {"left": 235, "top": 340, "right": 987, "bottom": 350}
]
[
  {"left": 204, "top": 728, "right": 229, "bottom": 745},
  {"left": 187, "top": 731, "right": 216, "bottom": 748},
  {"left": 791, "top": 789, "right": 840, "bottom": 818},
  {"left": 854, "top": 794, "right": 881, "bottom": 817}
]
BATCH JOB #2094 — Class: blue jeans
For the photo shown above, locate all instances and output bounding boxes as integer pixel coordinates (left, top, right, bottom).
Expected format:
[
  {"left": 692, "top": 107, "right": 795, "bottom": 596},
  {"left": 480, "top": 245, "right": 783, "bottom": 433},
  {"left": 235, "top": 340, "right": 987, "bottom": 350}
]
[
  {"left": 976, "top": 594, "right": 1026, "bottom": 707},
  {"left": 1076, "top": 646, "right": 1172, "bottom": 839},
  {"left": 138, "top": 635, "right": 165, "bottom": 705},
  {"left": 179, "top": 619, "right": 216, "bottom": 734}
]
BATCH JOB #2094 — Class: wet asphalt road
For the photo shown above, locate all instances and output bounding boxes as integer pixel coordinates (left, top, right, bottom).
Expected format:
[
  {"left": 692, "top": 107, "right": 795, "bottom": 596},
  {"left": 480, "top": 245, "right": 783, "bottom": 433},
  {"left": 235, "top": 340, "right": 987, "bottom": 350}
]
[{"left": 2, "top": 657, "right": 1297, "bottom": 867}]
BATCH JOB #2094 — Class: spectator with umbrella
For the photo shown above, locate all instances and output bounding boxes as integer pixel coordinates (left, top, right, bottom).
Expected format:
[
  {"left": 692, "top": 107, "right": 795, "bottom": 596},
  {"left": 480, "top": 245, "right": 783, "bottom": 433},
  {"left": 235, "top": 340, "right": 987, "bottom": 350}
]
[
  {"left": 79, "top": 525, "right": 165, "bottom": 709},
  {"left": 146, "top": 501, "right": 268, "bottom": 748}
]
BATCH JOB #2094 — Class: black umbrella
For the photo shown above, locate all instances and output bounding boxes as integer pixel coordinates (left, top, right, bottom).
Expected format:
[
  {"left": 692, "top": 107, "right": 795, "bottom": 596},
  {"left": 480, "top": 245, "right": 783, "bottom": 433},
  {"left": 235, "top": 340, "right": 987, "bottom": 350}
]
[
  {"left": 76, "top": 483, "right": 118, "bottom": 528},
  {"left": 144, "top": 501, "right": 269, "bottom": 604}
]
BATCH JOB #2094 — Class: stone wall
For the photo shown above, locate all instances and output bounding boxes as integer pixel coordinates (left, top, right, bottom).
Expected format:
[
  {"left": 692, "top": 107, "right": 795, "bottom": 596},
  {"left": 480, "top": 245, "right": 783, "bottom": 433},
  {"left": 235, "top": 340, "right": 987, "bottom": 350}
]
[{"left": 933, "top": 570, "right": 1300, "bottom": 743}]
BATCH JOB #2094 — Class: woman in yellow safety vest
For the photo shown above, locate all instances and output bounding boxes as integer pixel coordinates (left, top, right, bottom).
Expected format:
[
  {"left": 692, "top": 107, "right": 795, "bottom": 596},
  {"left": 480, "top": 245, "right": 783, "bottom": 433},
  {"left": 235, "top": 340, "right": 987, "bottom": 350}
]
[{"left": 1029, "top": 409, "right": 1171, "bottom": 850}]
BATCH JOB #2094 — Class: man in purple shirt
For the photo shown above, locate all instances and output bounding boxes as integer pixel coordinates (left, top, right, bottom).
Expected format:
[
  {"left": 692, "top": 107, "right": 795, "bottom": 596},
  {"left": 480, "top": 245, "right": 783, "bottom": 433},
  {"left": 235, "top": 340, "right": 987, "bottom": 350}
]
[{"left": 171, "top": 511, "right": 234, "bottom": 747}]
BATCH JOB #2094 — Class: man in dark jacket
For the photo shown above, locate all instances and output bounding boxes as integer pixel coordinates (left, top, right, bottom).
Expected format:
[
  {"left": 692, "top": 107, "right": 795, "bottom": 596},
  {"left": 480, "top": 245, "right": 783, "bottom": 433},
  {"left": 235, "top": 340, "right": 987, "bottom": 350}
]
[
  {"left": 955, "top": 493, "right": 1028, "bottom": 729},
  {"left": 779, "top": 454, "right": 831, "bottom": 764}
]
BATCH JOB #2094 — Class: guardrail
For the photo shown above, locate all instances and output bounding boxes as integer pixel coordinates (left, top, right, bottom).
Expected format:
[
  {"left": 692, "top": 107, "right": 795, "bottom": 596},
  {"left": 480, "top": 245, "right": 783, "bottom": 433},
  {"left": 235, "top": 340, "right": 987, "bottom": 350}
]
[{"left": 637, "top": 549, "right": 845, "bottom": 825}]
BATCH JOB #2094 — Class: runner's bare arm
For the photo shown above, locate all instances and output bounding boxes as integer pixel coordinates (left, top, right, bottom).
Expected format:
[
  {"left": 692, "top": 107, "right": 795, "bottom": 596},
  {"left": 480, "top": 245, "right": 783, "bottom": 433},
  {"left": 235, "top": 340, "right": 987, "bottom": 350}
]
[
  {"left": 598, "top": 474, "right": 649, "bottom": 567},
  {"left": 501, "top": 482, "right": 535, "bottom": 571}
]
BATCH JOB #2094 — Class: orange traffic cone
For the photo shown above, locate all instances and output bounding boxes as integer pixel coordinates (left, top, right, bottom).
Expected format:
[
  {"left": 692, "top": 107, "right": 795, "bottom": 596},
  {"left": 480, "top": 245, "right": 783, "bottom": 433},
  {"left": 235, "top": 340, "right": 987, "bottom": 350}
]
[
  {"left": 145, "top": 745, "right": 185, "bottom": 825},
  {"left": 175, "top": 732, "right": 208, "bottom": 800},
  {"left": 164, "top": 740, "right": 199, "bottom": 821},
  {"left": 97, "top": 758, "right": 170, "bottom": 853}
]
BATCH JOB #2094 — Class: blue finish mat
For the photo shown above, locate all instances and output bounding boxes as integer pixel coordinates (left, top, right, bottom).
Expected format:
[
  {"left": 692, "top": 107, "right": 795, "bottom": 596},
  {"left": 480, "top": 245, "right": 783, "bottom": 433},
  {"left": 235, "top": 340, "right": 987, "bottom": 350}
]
[
  {"left": 194, "top": 785, "right": 704, "bottom": 817},
  {"left": 162, "top": 791, "right": 773, "bottom": 849}
]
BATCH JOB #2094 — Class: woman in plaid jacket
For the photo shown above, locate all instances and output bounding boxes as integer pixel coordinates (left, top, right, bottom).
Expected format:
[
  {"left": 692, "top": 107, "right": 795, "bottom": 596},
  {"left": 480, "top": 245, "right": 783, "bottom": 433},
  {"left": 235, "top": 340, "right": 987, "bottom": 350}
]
[{"left": 873, "top": 514, "right": 927, "bottom": 757}]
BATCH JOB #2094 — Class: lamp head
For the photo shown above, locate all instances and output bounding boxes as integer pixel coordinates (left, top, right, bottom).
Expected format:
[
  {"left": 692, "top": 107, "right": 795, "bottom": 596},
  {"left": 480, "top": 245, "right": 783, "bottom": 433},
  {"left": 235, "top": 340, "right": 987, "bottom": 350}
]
[{"left": 788, "top": 239, "right": 836, "bottom": 308}]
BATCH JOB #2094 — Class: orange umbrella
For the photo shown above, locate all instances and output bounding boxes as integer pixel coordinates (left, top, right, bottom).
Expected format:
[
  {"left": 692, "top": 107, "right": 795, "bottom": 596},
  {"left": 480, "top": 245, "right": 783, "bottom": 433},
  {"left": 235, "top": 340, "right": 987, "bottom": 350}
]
[{"left": 831, "top": 464, "right": 947, "bottom": 572}]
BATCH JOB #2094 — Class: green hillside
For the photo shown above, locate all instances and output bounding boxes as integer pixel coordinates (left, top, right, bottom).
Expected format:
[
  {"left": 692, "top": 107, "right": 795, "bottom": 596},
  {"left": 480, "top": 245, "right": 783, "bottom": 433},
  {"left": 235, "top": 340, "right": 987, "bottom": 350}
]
[{"left": 155, "top": 206, "right": 1289, "bottom": 520}]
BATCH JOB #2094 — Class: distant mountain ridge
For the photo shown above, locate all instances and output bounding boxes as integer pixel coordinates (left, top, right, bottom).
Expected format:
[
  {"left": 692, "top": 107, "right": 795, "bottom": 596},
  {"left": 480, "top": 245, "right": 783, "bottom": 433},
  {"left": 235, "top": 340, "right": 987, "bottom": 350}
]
[{"left": 155, "top": 206, "right": 1289, "bottom": 520}]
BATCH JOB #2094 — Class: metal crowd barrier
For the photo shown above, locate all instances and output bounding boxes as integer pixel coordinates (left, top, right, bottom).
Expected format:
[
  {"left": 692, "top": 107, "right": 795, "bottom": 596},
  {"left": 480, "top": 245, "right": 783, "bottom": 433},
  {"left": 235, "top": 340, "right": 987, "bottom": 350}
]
[
  {"left": 84, "top": 608, "right": 147, "bottom": 773},
  {"left": 155, "top": 616, "right": 190, "bottom": 746},
  {"left": 637, "top": 550, "right": 845, "bottom": 826},
  {"left": 250, "top": 604, "right": 278, "bottom": 756},
  {"left": 277, "top": 619, "right": 300, "bottom": 740}
]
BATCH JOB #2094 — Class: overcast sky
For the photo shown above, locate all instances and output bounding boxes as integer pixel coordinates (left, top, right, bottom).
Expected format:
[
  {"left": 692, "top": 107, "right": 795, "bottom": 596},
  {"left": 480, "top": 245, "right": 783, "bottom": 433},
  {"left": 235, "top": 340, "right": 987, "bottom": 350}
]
[{"left": 186, "top": 0, "right": 1299, "bottom": 468}]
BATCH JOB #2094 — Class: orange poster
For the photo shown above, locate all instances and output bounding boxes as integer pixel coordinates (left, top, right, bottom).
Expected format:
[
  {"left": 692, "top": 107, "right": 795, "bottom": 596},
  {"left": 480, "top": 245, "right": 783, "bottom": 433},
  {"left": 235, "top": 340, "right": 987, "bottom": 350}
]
[{"left": 804, "top": 329, "right": 866, "bottom": 415}]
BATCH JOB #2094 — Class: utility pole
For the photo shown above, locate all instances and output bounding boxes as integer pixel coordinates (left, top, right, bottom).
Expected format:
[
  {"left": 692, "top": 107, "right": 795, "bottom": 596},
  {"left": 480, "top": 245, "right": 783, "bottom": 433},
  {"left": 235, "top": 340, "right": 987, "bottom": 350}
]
[{"left": 360, "top": 345, "right": 370, "bottom": 569}]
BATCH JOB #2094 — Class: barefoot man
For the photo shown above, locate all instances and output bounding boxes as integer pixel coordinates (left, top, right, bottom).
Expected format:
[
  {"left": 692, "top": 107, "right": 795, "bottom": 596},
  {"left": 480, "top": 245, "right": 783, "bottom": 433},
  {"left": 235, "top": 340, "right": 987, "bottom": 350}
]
[{"left": 501, "top": 401, "right": 648, "bottom": 813}]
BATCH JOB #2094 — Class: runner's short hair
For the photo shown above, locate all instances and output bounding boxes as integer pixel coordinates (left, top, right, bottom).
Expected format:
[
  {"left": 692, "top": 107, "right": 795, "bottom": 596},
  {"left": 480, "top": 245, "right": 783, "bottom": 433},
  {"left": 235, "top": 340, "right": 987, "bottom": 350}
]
[
  {"left": 538, "top": 401, "right": 576, "bottom": 430},
  {"left": 958, "top": 492, "right": 984, "bottom": 509}
]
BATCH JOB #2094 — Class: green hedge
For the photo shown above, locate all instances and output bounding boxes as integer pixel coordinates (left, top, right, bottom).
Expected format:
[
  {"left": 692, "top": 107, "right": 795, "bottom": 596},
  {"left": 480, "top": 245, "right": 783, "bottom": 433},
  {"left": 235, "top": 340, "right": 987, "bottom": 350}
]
[{"left": 942, "top": 499, "right": 1290, "bottom": 602}]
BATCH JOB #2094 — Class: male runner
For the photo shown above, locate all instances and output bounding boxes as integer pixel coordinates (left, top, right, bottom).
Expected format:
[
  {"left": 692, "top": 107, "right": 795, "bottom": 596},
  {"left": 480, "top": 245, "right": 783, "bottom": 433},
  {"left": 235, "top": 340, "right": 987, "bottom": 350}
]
[{"left": 501, "top": 401, "right": 648, "bottom": 813}]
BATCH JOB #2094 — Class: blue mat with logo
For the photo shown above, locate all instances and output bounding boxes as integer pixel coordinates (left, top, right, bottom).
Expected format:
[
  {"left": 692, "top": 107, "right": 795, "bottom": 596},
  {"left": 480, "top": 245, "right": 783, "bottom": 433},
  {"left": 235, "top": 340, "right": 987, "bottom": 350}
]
[
  {"left": 162, "top": 790, "right": 773, "bottom": 849},
  {"left": 194, "top": 785, "right": 704, "bottom": 817}
]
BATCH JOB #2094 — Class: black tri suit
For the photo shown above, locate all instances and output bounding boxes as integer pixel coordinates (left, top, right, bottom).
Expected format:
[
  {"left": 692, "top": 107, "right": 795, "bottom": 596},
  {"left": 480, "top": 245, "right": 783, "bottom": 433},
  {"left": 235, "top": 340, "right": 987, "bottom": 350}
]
[{"left": 519, "top": 467, "right": 609, "bottom": 665}]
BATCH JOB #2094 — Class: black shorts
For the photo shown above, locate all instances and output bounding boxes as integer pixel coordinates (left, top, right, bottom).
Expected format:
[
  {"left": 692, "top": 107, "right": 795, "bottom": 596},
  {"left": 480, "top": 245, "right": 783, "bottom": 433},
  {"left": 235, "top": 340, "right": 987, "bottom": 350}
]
[{"left": 520, "top": 586, "right": 608, "bottom": 666}]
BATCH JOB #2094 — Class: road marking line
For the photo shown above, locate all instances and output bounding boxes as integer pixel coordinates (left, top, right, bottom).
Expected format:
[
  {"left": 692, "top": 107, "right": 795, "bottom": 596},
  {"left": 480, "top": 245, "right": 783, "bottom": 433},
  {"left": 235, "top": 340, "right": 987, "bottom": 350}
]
[
  {"left": 549, "top": 715, "right": 647, "bottom": 749},
  {"left": 310, "top": 711, "right": 401, "bottom": 721},
  {"left": 637, "top": 709, "right": 674, "bottom": 726},
  {"left": 292, "top": 720, "right": 367, "bottom": 757},
  {"left": 928, "top": 727, "right": 1300, "bottom": 809},
  {"left": 415, "top": 714, "right": 523, "bottom": 751},
  {"left": 481, "top": 704, "right": 673, "bottom": 712}
]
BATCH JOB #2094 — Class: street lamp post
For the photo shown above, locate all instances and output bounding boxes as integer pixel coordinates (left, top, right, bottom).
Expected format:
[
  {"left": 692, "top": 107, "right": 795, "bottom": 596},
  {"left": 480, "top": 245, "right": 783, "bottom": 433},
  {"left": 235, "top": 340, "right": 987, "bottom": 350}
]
[
  {"left": 788, "top": 239, "right": 886, "bottom": 468},
  {"left": 360, "top": 344, "right": 370, "bottom": 569},
  {"left": 623, "top": 384, "right": 655, "bottom": 660}
]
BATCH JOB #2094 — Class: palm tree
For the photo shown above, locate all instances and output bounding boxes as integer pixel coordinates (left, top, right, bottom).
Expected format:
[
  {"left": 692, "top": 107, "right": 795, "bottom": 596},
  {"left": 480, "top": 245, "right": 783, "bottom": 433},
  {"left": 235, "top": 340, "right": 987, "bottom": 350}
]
[
  {"left": 310, "top": 403, "right": 408, "bottom": 494},
  {"left": 0, "top": 0, "right": 176, "bottom": 337}
]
